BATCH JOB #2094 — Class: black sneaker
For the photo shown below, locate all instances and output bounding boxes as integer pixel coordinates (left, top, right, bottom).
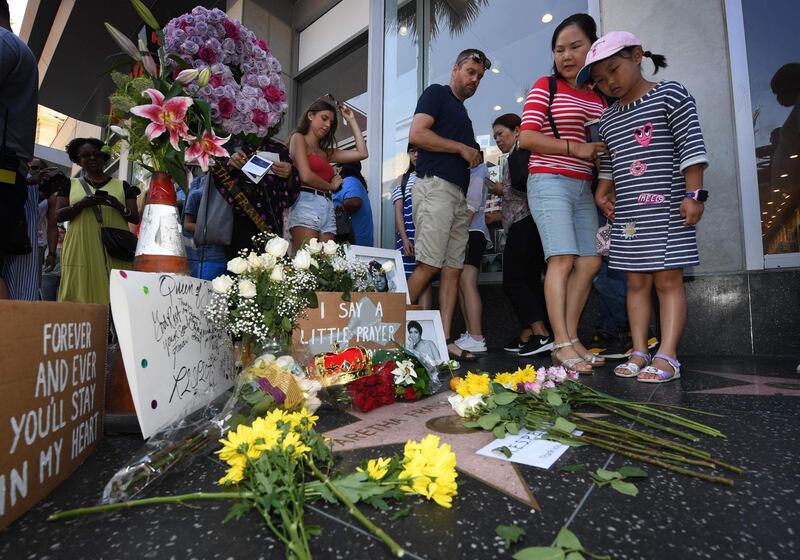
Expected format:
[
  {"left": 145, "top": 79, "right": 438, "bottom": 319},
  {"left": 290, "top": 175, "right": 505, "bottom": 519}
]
[
  {"left": 587, "top": 329, "right": 616, "bottom": 354},
  {"left": 600, "top": 332, "right": 633, "bottom": 359},
  {"left": 518, "top": 335, "right": 555, "bottom": 357},
  {"left": 503, "top": 337, "right": 524, "bottom": 353}
]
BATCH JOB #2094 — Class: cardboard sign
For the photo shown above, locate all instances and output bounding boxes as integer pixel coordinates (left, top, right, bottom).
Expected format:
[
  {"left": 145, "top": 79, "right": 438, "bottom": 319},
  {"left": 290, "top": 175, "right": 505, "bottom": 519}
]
[
  {"left": 0, "top": 300, "right": 107, "bottom": 529},
  {"left": 476, "top": 428, "right": 580, "bottom": 469},
  {"left": 292, "top": 292, "right": 406, "bottom": 357},
  {"left": 109, "top": 270, "right": 235, "bottom": 439}
]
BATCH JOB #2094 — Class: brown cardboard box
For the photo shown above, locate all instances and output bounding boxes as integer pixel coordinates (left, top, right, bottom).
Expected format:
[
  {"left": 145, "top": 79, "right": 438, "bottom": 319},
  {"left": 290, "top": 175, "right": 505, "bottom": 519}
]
[
  {"left": 0, "top": 301, "right": 108, "bottom": 528},
  {"left": 292, "top": 292, "right": 406, "bottom": 358}
]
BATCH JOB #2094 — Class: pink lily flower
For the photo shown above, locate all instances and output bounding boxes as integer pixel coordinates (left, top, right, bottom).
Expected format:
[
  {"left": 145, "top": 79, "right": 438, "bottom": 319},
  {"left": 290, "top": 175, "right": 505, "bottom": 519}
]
[
  {"left": 130, "top": 88, "right": 194, "bottom": 150},
  {"left": 185, "top": 131, "right": 230, "bottom": 172}
]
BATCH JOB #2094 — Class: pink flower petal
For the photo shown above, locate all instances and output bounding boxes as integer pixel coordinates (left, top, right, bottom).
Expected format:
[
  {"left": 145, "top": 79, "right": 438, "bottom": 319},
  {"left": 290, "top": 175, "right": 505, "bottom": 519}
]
[
  {"left": 163, "top": 96, "right": 193, "bottom": 119},
  {"left": 142, "top": 88, "right": 165, "bottom": 105},
  {"left": 144, "top": 121, "right": 166, "bottom": 141},
  {"left": 130, "top": 103, "right": 163, "bottom": 122}
]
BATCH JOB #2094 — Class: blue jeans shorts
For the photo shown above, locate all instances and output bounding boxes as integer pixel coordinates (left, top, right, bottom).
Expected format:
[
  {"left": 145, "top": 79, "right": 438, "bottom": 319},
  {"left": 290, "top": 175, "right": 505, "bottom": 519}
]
[
  {"left": 287, "top": 191, "right": 336, "bottom": 235},
  {"left": 527, "top": 173, "right": 598, "bottom": 260}
]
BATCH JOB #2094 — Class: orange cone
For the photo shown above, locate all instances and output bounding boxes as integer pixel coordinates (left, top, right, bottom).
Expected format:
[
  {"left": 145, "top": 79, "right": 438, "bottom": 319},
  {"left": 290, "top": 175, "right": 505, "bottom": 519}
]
[{"left": 134, "top": 172, "right": 189, "bottom": 273}]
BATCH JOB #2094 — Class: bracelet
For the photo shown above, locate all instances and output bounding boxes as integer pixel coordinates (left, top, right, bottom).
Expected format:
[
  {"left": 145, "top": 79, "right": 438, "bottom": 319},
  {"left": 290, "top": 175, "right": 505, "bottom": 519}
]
[
  {"left": 122, "top": 207, "right": 131, "bottom": 217},
  {"left": 566, "top": 140, "right": 570, "bottom": 156}
]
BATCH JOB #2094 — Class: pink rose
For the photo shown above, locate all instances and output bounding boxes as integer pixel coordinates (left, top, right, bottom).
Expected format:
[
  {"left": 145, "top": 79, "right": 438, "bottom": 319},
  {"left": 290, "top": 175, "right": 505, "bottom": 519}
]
[
  {"left": 263, "top": 85, "right": 284, "bottom": 103},
  {"left": 218, "top": 97, "right": 235, "bottom": 118},
  {"left": 209, "top": 75, "right": 223, "bottom": 88},
  {"left": 255, "top": 38, "right": 269, "bottom": 53},
  {"left": 223, "top": 20, "right": 240, "bottom": 40},
  {"left": 251, "top": 109, "right": 269, "bottom": 126},
  {"left": 198, "top": 46, "right": 217, "bottom": 64}
]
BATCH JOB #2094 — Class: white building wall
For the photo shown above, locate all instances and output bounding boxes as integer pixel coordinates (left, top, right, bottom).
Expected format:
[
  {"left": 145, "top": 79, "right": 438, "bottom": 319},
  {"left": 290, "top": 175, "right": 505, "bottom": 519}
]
[{"left": 601, "top": 0, "right": 745, "bottom": 273}]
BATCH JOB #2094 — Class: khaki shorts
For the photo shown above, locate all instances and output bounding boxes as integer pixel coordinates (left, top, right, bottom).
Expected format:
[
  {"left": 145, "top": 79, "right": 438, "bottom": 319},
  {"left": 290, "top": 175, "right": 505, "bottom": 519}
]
[{"left": 412, "top": 175, "right": 468, "bottom": 269}]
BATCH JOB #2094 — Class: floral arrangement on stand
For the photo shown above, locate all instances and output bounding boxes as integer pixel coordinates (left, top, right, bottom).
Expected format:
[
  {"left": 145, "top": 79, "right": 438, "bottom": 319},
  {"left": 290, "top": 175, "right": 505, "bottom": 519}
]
[
  {"left": 51, "top": 411, "right": 459, "bottom": 560},
  {"left": 104, "top": 1, "right": 288, "bottom": 186},
  {"left": 449, "top": 365, "right": 744, "bottom": 486}
]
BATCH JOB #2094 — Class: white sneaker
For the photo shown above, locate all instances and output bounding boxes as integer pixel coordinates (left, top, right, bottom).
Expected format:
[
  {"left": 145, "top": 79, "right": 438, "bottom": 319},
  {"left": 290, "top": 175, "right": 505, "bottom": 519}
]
[
  {"left": 456, "top": 335, "right": 487, "bottom": 353},
  {"left": 454, "top": 332, "right": 470, "bottom": 345}
]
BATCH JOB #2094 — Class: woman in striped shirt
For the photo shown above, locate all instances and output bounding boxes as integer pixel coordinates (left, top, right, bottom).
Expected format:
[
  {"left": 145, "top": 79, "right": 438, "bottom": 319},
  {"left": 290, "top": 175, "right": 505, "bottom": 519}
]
[{"left": 519, "top": 13, "right": 608, "bottom": 374}]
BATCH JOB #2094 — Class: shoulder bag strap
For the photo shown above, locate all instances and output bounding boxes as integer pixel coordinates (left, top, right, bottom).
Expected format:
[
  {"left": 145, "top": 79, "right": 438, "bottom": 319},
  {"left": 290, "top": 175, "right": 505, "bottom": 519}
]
[
  {"left": 545, "top": 75, "right": 560, "bottom": 139},
  {"left": 77, "top": 172, "right": 104, "bottom": 225},
  {"left": 400, "top": 172, "right": 411, "bottom": 201},
  {"left": 209, "top": 160, "right": 269, "bottom": 233}
]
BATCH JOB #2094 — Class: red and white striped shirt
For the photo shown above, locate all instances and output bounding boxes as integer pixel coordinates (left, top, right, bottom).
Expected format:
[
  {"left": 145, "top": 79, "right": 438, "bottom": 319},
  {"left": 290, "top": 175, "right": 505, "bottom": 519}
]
[{"left": 521, "top": 76, "right": 605, "bottom": 181}]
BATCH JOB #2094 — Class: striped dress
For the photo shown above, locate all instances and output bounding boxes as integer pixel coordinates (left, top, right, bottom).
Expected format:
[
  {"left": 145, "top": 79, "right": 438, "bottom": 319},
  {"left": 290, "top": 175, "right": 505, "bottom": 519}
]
[
  {"left": 1, "top": 184, "right": 39, "bottom": 300},
  {"left": 391, "top": 172, "right": 416, "bottom": 277},
  {"left": 598, "top": 81, "right": 708, "bottom": 272}
]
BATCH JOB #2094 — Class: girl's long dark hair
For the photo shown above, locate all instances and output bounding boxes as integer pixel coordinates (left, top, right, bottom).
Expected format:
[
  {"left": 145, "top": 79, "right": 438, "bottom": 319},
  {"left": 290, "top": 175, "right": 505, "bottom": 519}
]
[
  {"left": 616, "top": 46, "right": 668, "bottom": 74},
  {"left": 551, "top": 13, "right": 598, "bottom": 79},
  {"left": 405, "top": 144, "right": 417, "bottom": 174},
  {"left": 294, "top": 99, "right": 338, "bottom": 154}
]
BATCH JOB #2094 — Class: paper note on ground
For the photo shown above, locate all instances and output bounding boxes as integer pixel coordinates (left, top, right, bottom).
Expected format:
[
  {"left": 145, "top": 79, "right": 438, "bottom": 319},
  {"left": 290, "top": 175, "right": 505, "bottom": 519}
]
[{"left": 476, "top": 428, "right": 579, "bottom": 469}]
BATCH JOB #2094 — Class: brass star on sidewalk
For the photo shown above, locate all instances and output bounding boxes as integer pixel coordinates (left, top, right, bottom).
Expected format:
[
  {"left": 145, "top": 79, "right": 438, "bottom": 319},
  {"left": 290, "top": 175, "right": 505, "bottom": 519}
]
[
  {"left": 322, "top": 391, "right": 541, "bottom": 510},
  {"left": 690, "top": 370, "right": 800, "bottom": 396}
]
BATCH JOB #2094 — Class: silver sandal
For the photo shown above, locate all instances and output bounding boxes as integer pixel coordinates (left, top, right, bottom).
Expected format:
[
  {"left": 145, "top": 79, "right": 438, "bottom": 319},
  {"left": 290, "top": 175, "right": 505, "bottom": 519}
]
[
  {"left": 637, "top": 353, "right": 681, "bottom": 383},
  {"left": 614, "top": 351, "right": 651, "bottom": 378},
  {"left": 570, "top": 338, "right": 606, "bottom": 367}
]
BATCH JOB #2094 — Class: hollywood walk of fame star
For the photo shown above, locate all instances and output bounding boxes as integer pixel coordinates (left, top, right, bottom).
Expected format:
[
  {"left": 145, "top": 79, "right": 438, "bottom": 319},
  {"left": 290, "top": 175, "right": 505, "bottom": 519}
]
[
  {"left": 322, "top": 391, "right": 541, "bottom": 510},
  {"left": 690, "top": 370, "right": 800, "bottom": 396}
]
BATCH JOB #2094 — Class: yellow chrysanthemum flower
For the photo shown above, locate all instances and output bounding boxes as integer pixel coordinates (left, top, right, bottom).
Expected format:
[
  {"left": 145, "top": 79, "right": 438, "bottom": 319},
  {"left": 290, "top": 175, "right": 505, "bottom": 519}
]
[
  {"left": 287, "top": 408, "right": 319, "bottom": 431},
  {"left": 217, "top": 455, "right": 245, "bottom": 485},
  {"left": 357, "top": 457, "right": 392, "bottom": 481},
  {"left": 455, "top": 372, "right": 491, "bottom": 397},
  {"left": 281, "top": 430, "right": 311, "bottom": 458},
  {"left": 217, "top": 424, "right": 258, "bottom": 465},
  {"left": 399, "top": 434, "right": 458, "bottom": 508}
]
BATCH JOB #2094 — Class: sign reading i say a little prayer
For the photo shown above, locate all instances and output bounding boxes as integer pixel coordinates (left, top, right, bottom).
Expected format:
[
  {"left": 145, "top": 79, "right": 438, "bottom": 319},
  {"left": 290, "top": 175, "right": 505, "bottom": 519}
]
[{"left": 110, "top": 270, "right": 235, "bottom": 438}]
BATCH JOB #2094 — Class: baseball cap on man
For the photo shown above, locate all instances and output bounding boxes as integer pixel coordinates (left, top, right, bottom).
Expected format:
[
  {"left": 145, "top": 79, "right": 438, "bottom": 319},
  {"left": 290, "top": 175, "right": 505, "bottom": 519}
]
[{"left": 576, "top": 31, "right": 642, "bottom": 85}]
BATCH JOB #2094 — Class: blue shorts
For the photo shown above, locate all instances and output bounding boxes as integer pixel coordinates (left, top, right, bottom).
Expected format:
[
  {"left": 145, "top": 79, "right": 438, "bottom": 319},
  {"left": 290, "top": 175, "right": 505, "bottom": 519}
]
[
  {"left": 527, "top": 173, "right": 598, "bottom": 260},
  {"left": 287, "top": 191, "right": 336, "bottom": 235}
]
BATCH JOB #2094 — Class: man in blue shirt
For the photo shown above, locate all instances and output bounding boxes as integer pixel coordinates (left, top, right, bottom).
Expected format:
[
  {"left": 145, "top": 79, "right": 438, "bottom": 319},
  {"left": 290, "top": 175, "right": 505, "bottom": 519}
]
[
  {"left": 332, "top": 161, "right": 373, "bottom": 246},
  {"left": 407, "top": 48, "right": 488, "bottom": 361}
]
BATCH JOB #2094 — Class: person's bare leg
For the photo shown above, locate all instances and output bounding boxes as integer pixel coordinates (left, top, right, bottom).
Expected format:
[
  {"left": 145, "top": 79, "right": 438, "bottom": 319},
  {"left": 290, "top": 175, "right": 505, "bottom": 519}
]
[
  {"left": 530, "top": 321, "right": 550, "bottom": 337},
  {"left": 407, "top": 262, "right": 440, "bottom": 304},
  {"left": 418, "top": 285, "right": 433, "bottom": 310},
  {"left": 566, "top": 255, "right": 602, "bottom": 361},
  {"left": 544, "top": 255, "right": 588, "bottom": 370},
  {"left": 615, "top": 271, "right": 653, "bottom": 375},
  {"left": 459, "top": 264, "right": 482, "bottom": 338},
  {"left": 0, "top": 278, "right": 9, "bottom": 299},
  {"left": 439, "top": 266, "right": 462, "bottom": 344},
  {"left": 290, "top": 226, "right": 322, "bottom": 252},
  {"left": 639, "top": 268, "right": 686, "bottom": 380}
]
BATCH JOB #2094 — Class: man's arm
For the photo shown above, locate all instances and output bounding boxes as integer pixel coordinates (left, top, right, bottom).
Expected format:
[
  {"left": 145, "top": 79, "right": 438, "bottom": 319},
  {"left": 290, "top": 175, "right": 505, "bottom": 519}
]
[{"left": 409, "top": 113, "right": 480, "bottom": 167}]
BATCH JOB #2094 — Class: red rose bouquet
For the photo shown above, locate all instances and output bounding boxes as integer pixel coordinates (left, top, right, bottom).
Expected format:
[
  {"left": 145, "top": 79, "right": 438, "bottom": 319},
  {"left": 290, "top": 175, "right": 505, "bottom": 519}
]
[{"left": 346, "top": 361, "right": 396, "bottom": 412}]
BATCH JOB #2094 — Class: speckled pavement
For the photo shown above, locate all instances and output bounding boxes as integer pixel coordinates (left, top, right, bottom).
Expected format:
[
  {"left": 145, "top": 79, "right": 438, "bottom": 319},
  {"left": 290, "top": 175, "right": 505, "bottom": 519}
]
[{"left": 1, "top": 353, "right": 797, "bottom": 560}]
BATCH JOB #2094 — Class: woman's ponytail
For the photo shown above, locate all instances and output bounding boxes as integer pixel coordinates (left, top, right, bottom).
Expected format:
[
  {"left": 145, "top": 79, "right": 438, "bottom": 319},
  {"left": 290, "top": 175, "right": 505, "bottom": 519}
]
[{"left": 643, "top": 50, "right": 668, "bottom": 74}]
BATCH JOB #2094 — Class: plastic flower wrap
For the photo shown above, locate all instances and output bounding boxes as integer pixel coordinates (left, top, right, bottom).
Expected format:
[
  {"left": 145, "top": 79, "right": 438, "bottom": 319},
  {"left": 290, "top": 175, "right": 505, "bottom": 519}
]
[{"left": 162, "top": 6, "right": 288, "bottom": 141}]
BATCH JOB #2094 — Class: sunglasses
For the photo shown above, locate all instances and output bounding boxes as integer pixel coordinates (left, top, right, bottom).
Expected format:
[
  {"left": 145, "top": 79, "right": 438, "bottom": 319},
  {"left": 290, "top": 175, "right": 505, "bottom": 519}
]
[
  {"left": 319, "top": 92, "right": 342, "bottom": 108},
  {"left": 457, "top": 50, "right": 491, "bottom": 70}
]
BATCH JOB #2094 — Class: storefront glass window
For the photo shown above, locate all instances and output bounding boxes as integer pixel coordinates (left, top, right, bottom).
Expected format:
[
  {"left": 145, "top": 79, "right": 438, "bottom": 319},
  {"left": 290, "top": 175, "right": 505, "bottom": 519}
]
[
  {"left": 381, "top": 0, "right": 588, "bottom": 276},
  {"left": 743, "top": 0, "right": 800, "bottom": 255}
]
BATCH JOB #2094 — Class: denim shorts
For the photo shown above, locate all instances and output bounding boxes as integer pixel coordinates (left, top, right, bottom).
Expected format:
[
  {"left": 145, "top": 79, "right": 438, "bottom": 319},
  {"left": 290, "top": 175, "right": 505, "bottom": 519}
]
[
  {"left": 527, "top": 173, "right": 598, "bottom": 260},
  {"left": 287, "top": 191, "right": 336, "bottom": 235}
]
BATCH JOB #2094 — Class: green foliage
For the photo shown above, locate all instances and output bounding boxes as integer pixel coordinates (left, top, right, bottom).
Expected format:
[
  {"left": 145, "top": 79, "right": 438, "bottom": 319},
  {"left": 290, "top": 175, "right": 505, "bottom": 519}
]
[
  {"left": 590, "top": 465, "right": 648, "bottom": 496},
  {"left": 512, "top": 527, "right": 609, "bottom": 560},
  {"left": 496, "top": 524, "right": 526, "bottom": 548}
]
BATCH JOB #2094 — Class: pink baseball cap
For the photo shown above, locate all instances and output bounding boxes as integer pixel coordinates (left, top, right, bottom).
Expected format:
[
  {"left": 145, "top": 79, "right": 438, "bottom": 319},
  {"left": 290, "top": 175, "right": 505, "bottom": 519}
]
[{"left": 576, "top": 31, "right": 642, "bottom": 85}]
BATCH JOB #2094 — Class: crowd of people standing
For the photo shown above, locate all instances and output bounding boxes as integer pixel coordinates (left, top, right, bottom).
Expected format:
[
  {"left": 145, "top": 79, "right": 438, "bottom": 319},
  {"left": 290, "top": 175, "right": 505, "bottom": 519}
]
[{"left": 2, "top": 3, "right": 710, "bottom": 383}]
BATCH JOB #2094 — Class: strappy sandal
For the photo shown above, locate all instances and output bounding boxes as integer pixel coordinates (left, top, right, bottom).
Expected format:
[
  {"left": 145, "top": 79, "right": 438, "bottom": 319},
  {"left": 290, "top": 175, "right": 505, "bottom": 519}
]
[
  {"left": 614, "top": 351, "right": 651, "bottom": 378},
  {"left": 551, "top": 342, "right": 593, "bottom": 375},
  {"left": 637, "top": 353, "right": 681, "bottom": 383},
  {"left": 570, "top": 338, "right": 606, "bottom": 367},
  {"left": 446, "top": 339, "right": 478, "bottom": 362}
]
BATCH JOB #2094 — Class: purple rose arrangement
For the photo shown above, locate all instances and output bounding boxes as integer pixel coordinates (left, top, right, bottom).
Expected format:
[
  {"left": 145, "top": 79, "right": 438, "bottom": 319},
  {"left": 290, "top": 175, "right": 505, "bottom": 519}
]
[{"left": 162, "top": 6, "right": 288, "bottom": 142}]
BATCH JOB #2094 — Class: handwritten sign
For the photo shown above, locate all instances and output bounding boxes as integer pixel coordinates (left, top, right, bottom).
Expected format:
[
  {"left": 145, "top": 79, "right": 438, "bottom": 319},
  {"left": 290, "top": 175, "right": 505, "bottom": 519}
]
[
  {"left": 0, "top": 300, "right": 107, "bottom": 528},
  {"left": 476, "top": 428, "right": 578, "bottom": 469},
  {"left": 292, "top": 292, "right": 406, "bottom": 356},
  {"left": 110, "top": 270, "right": 234, "bottom": 438}
]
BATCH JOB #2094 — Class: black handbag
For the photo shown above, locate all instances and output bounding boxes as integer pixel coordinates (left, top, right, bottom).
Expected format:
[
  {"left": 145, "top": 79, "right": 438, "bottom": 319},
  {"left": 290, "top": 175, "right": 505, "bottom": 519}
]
[
  {"left": 78, "top": 174, "right": 137, "bottom": 261},
  {"left": 0, "top": 108, "right": 32, "bottom": 256},
  {"left": 334, "top": 205, "right": 355, "bottom": 244}
]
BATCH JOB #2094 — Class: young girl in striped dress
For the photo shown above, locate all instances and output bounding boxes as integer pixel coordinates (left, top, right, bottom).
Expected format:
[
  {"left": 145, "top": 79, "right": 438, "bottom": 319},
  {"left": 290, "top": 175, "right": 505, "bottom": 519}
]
[{"left": 579, "top": 31, "right": 709, "bottom": 383}]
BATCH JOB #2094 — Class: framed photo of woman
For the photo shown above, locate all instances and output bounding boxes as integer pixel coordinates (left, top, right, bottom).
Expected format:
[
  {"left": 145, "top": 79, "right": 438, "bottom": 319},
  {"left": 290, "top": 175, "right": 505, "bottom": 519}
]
[
  {"left": 404, "top": 310, "right": 448, "bottom": 367},
  {"left": 345, "top": 245, "right": 409, "bottom": 303}
]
